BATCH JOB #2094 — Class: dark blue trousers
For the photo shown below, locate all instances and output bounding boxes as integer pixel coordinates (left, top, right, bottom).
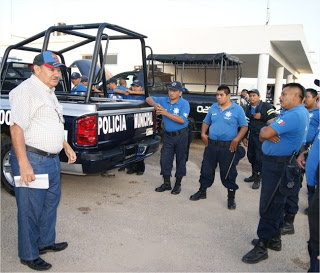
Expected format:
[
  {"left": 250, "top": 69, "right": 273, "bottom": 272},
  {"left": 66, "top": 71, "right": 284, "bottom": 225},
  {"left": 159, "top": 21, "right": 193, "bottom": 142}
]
[
  {"left": 199, "top": 143, "right": 239, "bottom": 190},
  {"left": 11, "top": 148, "right": 61, "bottom": 260},
  {"left": 257, "top": 160, "right": 287, "bottom": 239},
  {"left": 160, "top": 131, "right": 188, "bottom": 177},
  {"left": 247, "top": 133, "right": 262, "bottom": 173}
]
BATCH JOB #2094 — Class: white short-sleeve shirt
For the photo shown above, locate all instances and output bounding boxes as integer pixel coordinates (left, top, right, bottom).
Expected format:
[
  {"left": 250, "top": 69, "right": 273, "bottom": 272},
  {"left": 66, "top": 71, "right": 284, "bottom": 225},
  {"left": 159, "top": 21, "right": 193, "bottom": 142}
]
[{"left": 9, "top": 74, "right": 65, "bottom": 153}]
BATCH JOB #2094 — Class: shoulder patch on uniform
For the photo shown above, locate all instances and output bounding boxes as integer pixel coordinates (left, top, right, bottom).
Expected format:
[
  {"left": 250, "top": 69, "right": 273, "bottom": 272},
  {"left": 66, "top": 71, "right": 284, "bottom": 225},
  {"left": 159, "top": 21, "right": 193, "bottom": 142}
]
[{"left": 277, "top": 119, "right": 285, "bottom": 125}]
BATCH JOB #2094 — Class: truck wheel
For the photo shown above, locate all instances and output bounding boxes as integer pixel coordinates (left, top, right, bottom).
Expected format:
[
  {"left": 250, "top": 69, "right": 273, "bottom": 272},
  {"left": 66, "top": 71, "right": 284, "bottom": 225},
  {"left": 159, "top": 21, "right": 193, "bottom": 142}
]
[{"left": 1, "top": 138, "right": 15, "bottom": 195}]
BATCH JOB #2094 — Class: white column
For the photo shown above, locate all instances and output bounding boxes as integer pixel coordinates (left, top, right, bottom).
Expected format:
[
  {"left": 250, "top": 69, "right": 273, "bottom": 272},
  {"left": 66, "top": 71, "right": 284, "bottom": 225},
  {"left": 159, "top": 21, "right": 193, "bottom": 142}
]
[
  {"left": 257, "top": 54, "right": 270, "bottom": 101},
  {"left": 286, "top": 74, "right": 294, "bottom": 83},
  {"left": 273, "top": 66, "right": 284, "bottom": 108}
]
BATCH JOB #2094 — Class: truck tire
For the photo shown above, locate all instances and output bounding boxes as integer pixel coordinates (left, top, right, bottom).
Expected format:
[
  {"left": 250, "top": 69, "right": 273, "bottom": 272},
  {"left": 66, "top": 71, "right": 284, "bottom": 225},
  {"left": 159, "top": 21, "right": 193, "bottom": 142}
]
[{"left": 1, "top": 138, "right": 15, "bottom": 195}]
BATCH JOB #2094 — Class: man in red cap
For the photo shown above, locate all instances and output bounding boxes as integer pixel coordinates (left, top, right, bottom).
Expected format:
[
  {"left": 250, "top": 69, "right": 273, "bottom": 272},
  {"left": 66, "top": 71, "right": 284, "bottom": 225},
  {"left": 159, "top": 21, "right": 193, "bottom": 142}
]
[{"left": 9, "top": 51, "right": 77, "bottom": 271}]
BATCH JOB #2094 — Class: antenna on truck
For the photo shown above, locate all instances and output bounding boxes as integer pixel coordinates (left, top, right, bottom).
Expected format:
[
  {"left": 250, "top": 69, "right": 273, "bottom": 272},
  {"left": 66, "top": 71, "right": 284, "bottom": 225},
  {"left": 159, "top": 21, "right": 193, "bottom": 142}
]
[{"left": 266, "top": 0, "right": 270, "bottom": 25}]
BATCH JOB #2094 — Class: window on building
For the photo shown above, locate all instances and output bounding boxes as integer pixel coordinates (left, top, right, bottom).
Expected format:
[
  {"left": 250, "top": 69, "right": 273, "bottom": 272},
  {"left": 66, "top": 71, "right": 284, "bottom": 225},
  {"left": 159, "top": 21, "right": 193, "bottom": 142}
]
[
  {"left": 82, "top": 55, "right": 93, "bottom": 60},
  {"left": 81, "top": 54, "right": 117, "bottom": 65},
  {"left": 106, "top": 54, "right": 118, "bottom": 65}
]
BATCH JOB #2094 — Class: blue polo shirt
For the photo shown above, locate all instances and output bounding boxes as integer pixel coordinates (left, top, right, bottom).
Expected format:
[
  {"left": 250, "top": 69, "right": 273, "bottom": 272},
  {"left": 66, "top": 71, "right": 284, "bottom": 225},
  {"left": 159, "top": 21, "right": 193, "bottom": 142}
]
[
  {"left": 71, "top": 82, "right": 87, "bottom": 95},
  {"left": 306, "top": 107, "right": 320, "bottom": 143},
  {"left": 125, "top": 95, "right": 145, "bottom": 100},
  {"left": 306, "top": 131, "right": 320, "bottom": 186},
  {"left": 152, "top": 96, "right": 190, "bottom": 132},
  {"left": 204, "top": 101, "right": 247, "bottom": 141},
  {"left": 262, "top": 104, "right": 309, "bottom": 156},
  {"left": 107, "top": 87, "right": 123, "bottom": 99}
]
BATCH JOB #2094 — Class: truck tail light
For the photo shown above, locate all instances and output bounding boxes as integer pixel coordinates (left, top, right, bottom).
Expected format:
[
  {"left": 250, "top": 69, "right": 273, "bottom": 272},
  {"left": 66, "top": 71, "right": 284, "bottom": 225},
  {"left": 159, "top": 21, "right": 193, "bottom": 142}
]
[{"left": 76, "top": 115, "right": 97, "bottom": 145}]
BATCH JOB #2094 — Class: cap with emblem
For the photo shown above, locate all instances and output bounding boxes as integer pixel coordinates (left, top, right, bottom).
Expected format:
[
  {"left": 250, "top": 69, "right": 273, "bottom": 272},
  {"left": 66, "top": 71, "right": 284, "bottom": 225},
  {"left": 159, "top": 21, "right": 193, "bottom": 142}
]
[
  {"left": 131, "top": 79, "right": 143, "bottom": 87},
  {"left": 71, "top": 72, "right": 81, "bottom": 79},
  {"left": 248, "top": 89, "right": 260, "bottom": 96},
  {"left": 81, "top": 75, "right": 88, "bottom": 82},
  {"left": 168, "top": 81, "right": 183, "bottom": 91},
  {"left": 33, "top": 51, "right": 65, "bottom": 68},
  {"left": 106, "top": 77, "right": 117, "bottom": 84}
]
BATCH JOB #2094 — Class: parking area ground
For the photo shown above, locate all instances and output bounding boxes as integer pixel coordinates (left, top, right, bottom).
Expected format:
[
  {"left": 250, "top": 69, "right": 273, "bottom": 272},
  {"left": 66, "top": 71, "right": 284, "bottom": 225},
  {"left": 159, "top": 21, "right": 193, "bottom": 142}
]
[{"left": 1, "top": 139, "right": 310, "bottom": 272}]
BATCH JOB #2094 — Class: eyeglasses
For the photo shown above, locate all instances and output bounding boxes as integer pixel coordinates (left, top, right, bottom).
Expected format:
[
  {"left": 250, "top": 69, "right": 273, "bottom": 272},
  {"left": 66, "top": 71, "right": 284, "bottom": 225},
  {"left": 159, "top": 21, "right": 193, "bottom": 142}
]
[{"left": 55, "top": 107, "right": 65, "bottom": 124}]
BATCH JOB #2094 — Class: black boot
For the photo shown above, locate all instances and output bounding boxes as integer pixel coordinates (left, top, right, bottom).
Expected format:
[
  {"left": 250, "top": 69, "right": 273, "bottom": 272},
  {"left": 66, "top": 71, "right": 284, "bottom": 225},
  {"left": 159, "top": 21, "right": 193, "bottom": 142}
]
[
  {"left": 155, "top": 176, "right": 171, "bottom": 192},
  {"left": 252, "top": 172, "right": 261, "bottom": 189},
  {"left": 190, "top": 186, "right": 207, "bottom": 201},
  {"left": 171, "top": 177, "right": 182, "bottom": 195},
  {"left": 244, "top": 171, "right": 260, "bottom": 182},
  {"left": 251, "top": 231, "right": 281, "bottom": 251},
  {"left": 281, "top": 213, "right": 295, "bottom": 235},
  {"left": 227, "top": 189, "right": 236, "bottom": 209},
  {"left": 242, "top": 239, "right": 268, "bottom": 264},
  {"left": 252, "top": 181, "right": 260, "bottom": 189}
]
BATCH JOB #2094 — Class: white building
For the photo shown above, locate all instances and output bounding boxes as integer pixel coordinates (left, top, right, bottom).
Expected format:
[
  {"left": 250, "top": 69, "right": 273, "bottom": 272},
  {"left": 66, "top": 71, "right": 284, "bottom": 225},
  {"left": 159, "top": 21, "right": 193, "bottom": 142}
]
[{"left": 1, "top": 24, "right": 315, "bottom": 105}]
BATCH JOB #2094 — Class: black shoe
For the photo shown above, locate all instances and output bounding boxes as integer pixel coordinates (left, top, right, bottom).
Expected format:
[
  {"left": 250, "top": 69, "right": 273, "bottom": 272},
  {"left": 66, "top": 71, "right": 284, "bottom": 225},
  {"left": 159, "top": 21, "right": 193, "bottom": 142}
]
[
  {"left": 39, "top": 242, "right": 68, "bottom": 254},
  {"left": 252, "top": 181, "right": 260, "bottom": 189},
  {"left": 227, "top": 199, "right": 236, "bottom": 210},
  {"left": 155, "top": 183, "right": 171, "bottom": 192},
  {"left": 126, "top": 169, "right": 136, "bottom": 174},
  {"left": 242, "top": 240, "right": 268, "bottom": 264},
  {"left": 20, "top": 257, "right": 52, "bottom": 271},
  {"left": 244, "top": 174, "right": 256, "bottom": 182},
  {"left": 227, "top": 189, "right": 236, "bottom": 209},
  {"left": 171, "top": 178, "right": 182, "bottom": 195},
  {"left": 251, "top": 238, "right": 281, "bottom": 251},
  {"left": 281, "top": 223, "right": 295, "bottom": 235},
  {"left": 190, "top": 188, "right": 207, "bottom": 201},
  {"left": 136, "top": 170, "right": 144, "bottom": 175},
  {"left": 171, "top": 184, "right": 181, "bottom": 195},
  {"left": 244, "top": 171, "right": 260, "bottom": 183},
  {"left": 281, "top": 213, "right": 295, "bottom": 235}
]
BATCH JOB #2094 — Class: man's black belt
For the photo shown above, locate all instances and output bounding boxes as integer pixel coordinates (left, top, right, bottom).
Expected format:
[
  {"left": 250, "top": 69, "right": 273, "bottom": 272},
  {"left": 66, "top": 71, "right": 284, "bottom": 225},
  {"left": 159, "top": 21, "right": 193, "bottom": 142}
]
[
  {"left": 262, "top": 154, "right": 292, "bottom": 162},
  {"left": 165, "top": 127, "right": 188, "bottom": 137},
  {"left": 26, "top": 145, "right": 59, "bottom": 158},
  {"left": 208, "top": 139, "right": 231, "bottom": 147}
]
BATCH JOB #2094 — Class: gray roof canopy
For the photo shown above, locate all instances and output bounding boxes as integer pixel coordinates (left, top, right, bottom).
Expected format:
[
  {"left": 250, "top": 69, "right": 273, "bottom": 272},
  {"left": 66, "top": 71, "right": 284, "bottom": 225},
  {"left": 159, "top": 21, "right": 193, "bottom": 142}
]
[{"left": 147, "top": 53, "right": 242, "bottom": 66}]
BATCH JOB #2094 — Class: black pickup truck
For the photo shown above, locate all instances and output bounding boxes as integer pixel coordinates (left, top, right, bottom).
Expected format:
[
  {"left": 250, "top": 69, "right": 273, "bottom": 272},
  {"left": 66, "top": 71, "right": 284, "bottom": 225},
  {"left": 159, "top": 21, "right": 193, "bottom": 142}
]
[
  {"left": 113, "top": 53, "right": 242, "bottom": 133},
  {"left": 0, "top": 23, "right": 161, "bottom": 195}
]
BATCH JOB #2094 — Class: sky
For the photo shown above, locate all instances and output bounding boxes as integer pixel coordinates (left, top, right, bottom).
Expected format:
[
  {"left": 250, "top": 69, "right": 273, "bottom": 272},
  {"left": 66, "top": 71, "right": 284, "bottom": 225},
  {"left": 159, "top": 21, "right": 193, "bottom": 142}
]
[{"left": 1, "top": 0, "right": 320, "bottom": 86}]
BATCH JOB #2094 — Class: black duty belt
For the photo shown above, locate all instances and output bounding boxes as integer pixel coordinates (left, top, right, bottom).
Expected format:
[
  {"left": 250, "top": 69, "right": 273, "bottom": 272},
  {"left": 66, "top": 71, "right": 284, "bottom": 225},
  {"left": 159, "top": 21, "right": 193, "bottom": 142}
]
[
  {"left": 262, "top": 154, "right": 292, "bottom": 163},
  {"left": 165, "top": 127, "right": 188, "bottom": 137},
  {"left": 208, "top": 139, "right": 231, "bottom": 147},
  {"left": 26, "top": 145, "right": 59, "bottom": 158}
]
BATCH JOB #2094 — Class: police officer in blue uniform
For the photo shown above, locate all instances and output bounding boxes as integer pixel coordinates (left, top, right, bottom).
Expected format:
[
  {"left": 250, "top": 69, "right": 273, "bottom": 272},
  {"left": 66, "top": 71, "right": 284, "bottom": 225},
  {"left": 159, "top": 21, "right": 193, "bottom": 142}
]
[
  {"left": 106, "top": 78, "right": 123, "bottom": 99},
  {"left": 242, "top": 83, "right": 309, "bottom": 264},
  {"left": 146, "top": 81, "right": 190, "bottom": 195},
  {"left": 281, "top": 88, "right": 319, "bottom": 235},
  {"left": 297, "top": 130, "right": 319, "bottom": 272},
  {"left": 189, "top": 85, "right": 248, "bottom": 209},
  {"left": 70, "top": 72, "right": 87, "bottom": 95},
  {"left": 243, "top": 89, "right": 277, "bottom": 189}
]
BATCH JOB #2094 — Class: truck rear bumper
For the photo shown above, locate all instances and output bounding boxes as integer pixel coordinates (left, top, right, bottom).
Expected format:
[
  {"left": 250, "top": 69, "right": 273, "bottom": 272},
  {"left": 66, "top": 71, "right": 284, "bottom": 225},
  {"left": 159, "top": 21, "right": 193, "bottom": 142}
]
[{"left": 62, "top": 135, "right": 161, "bottom": 175}]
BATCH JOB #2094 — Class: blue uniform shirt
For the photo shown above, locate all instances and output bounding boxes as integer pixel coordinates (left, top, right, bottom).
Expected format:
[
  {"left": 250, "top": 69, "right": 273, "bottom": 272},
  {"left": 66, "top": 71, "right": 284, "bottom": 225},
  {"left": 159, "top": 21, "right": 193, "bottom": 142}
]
[
  {"left": 71, "top": 82, "right": 87, "bottom": 95},
  {"left": 306, "top": 130, "right": 320, "bottom": 186},
  {"left": 125, "top": 95, "right": 145, "bottom": 100},
  {"left": 306, "top": 107, "right": 320, "bottom": 143},
  {"left": 204, "top": 101, "right": 247, "bottom": 141},
  {"left": 262, "top": 104, "right": 309, "bottom": 156},
  {"left": 152, "top": 96, "right": 190, "bottom": 132},
  {"left": 107, "top": 87, "right": 123, "bottom": 99}
]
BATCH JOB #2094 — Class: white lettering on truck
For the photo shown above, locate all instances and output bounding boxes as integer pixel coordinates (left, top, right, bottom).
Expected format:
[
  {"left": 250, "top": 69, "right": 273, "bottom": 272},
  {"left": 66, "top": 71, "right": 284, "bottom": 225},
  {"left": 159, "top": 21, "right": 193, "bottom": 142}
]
[
  {"left": 134, "top": 112, "right": 153, "bottom": 129},
  {"left": 0, "top": 110, "right": 11, "bottom": 125},
  {"left": 98, "top": 115, "right": 127, "bottom": 135}
]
